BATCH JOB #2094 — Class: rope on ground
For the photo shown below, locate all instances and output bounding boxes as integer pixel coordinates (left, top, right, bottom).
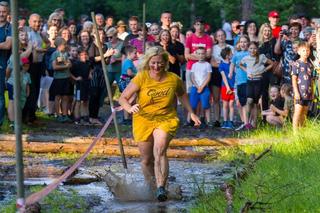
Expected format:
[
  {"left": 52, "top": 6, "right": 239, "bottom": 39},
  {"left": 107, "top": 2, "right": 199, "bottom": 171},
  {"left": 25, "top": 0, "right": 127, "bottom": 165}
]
[{"left": 25, "top": 111, "right": 116, "bottom": 206}]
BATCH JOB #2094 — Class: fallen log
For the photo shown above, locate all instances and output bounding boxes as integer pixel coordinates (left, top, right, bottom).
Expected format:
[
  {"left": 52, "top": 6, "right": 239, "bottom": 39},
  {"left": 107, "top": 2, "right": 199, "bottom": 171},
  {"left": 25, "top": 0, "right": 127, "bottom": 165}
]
[
  {"left": 0, "top": 134, "right": 240, "bottom": 147},
  {"left": 0, "top": 141, "right": 206, "bottom": 159}
]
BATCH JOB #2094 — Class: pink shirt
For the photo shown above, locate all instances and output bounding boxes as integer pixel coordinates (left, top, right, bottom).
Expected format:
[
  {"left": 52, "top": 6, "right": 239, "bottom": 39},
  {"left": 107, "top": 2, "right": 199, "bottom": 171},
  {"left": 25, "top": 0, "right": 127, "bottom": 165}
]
[{"left": 185, "top": 33, "right": 213, "bottom": 70}]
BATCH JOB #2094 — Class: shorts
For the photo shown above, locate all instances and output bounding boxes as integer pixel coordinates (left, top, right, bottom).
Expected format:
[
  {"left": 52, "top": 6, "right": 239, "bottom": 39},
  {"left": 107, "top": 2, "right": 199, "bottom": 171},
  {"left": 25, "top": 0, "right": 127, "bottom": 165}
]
[
  {"left": 118, "top": 75, "right": 132, "bottom": 93},
  {"left": 237, "top": 83, "right": 247, "bottom": 106},
  {"left": 6, "top": 83, "right": 13, "bottom": 100},
  {"left": 189, "top": 86, "right": 211, "bottom": 110},
  {"left": 209, "top": 67, "right": 222, "bottom": 88},
  {"left": 221, "top": 86, "right": 235, "bottom": 101},
  {"left": 246, "top": 79, "right": 262, "bottom": 104},
  {"left": 50, "top": 78, "right": 74, "bottom": 96},
  {"left": 295, "top": 99, "right": 311, "bottom": 106},
  {"left": 75, "top": 80, "right": 90, "bottom": 101},
  {"left": 185, "top": 70, "right": 193, "bottom": 94}
]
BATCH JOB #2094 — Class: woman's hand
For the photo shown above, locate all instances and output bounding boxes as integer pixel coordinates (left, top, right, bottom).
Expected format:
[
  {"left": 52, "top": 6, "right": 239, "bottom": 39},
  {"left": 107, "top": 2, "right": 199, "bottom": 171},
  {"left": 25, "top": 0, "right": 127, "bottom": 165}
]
[
  {"left": 128, "top": 104, "right": 140, "bottom": 114},
  {"left": 190, "top": 113, "right": 201, "bottom": 126}
]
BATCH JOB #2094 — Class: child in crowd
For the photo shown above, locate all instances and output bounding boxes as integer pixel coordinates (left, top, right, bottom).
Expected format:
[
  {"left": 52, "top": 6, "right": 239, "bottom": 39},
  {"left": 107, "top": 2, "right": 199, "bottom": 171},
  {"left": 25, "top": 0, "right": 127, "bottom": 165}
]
[
  {"left": 261, "top": 86, "right": 285, "bottom": 127},
  {"left": 240, "top": 41, "right": 273, "bottom": 129},
  {"left": 190, "top": 47, "right": 212, "bottom": 127},
  {"left": 292, "top": 42, "right": 314, "bottom": 131},
  {"left": 229, "top": 35, "right": 250, "bottom": 130},
  {"left": 118, "top": 45, "right": 138, "bottom": 125},
  {"left": 6, "top": 57, "right": 31, "bottom": 128},
  {"left": 280, "top": 83, "right": 294, "bottom": 122},
  {"left": 219, "top": 47, "right": 235, "bottom": 129},
  {"left": 51, "top": 37, "right": 73, "bottom": 123},
  {"left": 71, "top": 47, "right": 92, "bottom": 125}
]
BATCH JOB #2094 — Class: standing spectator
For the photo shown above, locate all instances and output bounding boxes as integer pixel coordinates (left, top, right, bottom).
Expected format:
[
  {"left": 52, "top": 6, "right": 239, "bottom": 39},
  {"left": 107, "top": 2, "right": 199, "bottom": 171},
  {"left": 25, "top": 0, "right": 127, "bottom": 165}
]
[
  {"left": 124, "top": 16, "right": 139, "bottom": 46},
  {"left": 149, "top": 23, "right": 160, "bottom": 42},
  {"left": 292, "top": 42, "right": 314, "bottom": 131},
  {"left": 24, "top": 13, "right": 48, "bottom": 123},
  {"left": 222, "top": 21, "right": 233, "bottom": 45},
  {"left": 240, "top": 41, "right": 273, "bottom": 129},
  {"left": 219, "top": 47, "right": 235, "bottom": 129},
  {"left": 170, "top": 25, "right": 185, "bottom": 76},
  {"left": 106, "top": 27, "right": 124, "bottom": 85},
  {"left": 211, "top": 29, "right": 234, "bottom": 127},
  {"left": 185, "top": 17, "right": 212, "bottom": 124},
  {"left": 268, "top": 10, "right": 281, "bottom": 39},
  {"left": 105, "top": 15, "right": 114, "bottom": 31},
  {"left": 275, "top": 22, "right": 302, "bottom": 84},
  {"left": 59, "top": 26, "right": 71, "bottom": 45},
  {"left": 67, "top": 20, "right": 77, "bottom": 45},
  {"left": 244, "top": 20, "right": 259, "bottom": 42},
  {"left": 160, "top": 11, "right": 172, "bottom": 30},
  {"left": 78, "top": 30, "right": 92, "bottom": 52},
  {"left": 157, "top": 29, "right": 180, "bottom": 76},
  {"left": 51, "top": 37, "right": 73, "bottom": 122},
  {"left": 0, "top": 1, "right": 11, "bottom": 127},
  {"left": 190, "top": 47, "right": 212, "bottom": 127},
  {"left": 71, "top": 48, "right": 92, "bottom": 125},
  {"left": 88, "top": 28, "right": 113, "bottom": 125},
  {"left": 231, "top": 20, "right": 241, "bottom": 45},
  {"left": 116, "top": 20, "right": 128, "bottom": 41},
  {"left": 6, "top": 57, "right": 31, "bottom": 128},
  {"left": 258, "top": 23, "right": 281, "bottom": 120},
  {"left": 95, "top": 13, "right": 105, "bottom": 30}
]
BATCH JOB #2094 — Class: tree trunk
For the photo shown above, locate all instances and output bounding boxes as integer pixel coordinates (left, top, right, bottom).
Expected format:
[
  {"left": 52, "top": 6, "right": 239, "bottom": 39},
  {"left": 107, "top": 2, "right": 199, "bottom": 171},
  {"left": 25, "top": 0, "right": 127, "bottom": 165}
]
[
  {"left": 241, "top": 0, "right": 253, "bottom": 21},
  {"left": 0, "top": 141, "right": 206, "bottom": 159}
]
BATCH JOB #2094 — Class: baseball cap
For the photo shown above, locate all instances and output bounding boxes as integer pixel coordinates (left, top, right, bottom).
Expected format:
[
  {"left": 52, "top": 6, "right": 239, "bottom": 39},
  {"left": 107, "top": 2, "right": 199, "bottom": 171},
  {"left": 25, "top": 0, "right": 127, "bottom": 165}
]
[{"left": 268, "top": 11, "right": 280, "bottom": 18}]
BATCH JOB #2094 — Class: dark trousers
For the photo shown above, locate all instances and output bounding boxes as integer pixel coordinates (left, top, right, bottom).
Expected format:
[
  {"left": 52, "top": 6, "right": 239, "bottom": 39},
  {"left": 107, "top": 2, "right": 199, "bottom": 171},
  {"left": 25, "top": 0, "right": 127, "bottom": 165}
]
[
  {"left": 89, "top": 86, "right": 104, "bottom": 119},
  {"left": 23, "top": 62, "right": 42, "bottom": 122}
]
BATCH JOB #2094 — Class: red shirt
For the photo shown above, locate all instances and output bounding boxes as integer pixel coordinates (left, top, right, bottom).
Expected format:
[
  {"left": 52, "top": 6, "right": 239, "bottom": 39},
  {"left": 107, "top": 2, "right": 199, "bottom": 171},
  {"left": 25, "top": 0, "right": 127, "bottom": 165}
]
[
  {"left": 272, "top": 26, "right": 281, "bottom": 39},
  {"left": 185, "top": 33, "right": 213, "bottom": 70}
]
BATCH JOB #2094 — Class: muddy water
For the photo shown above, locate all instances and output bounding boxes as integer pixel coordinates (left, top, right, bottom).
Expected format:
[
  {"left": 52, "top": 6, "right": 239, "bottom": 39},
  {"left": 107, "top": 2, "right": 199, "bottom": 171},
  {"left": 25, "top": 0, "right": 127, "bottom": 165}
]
[{"left": 0, "top": 155, "right": 233, "bottom": 212}]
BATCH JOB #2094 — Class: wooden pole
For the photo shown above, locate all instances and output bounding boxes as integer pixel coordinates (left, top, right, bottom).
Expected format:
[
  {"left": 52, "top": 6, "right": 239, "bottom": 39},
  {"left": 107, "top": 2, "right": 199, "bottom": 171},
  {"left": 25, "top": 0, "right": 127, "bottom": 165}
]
[{"left": 91, "top": 12, "right": 127, "bottom": 169}]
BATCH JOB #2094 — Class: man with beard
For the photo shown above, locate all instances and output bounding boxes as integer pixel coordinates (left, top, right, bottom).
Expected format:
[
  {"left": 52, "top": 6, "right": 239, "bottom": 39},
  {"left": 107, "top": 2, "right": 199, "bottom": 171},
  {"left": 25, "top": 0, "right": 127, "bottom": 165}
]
[
  {"left": 0, "top": 1, "right": 11, "bottom": 127},
  {"left": 24, "top": 13, "right": 48, "bottom": 123}
]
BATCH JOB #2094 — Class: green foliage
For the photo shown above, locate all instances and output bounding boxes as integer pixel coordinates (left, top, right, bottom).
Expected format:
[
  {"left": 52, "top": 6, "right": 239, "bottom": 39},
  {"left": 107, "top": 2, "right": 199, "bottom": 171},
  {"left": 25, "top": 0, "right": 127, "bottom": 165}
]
[
  {"left": 0, "top": 186, "right": 89, "bottom": 212},
  {"left": 192, "top": 121, "right": 320, "bottom": 212}
]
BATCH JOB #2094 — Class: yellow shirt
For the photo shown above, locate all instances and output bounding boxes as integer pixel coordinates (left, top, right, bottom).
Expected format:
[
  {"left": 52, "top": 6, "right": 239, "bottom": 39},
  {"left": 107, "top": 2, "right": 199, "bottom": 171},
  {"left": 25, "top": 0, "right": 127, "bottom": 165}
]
[{"left": 131, "top": 70, "right": 184, "bottom": 142}]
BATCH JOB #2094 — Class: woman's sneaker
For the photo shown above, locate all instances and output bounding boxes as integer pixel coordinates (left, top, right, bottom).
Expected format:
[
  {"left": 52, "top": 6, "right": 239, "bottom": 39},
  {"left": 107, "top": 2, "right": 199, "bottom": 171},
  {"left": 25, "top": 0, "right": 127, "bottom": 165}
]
[
  {"left": 227, "top": 121, "right": 235, "bottom": 129},
  {"left": 156, "top": 186, "right": 167, "bottom": 202},
  {"left": 235, "top": 123, "right": 246, "bottom": 131}
]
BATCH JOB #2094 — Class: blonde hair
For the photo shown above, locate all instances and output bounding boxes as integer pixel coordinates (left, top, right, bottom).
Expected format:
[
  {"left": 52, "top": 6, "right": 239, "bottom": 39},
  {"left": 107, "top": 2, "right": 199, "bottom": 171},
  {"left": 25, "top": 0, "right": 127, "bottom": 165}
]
[
  {"left": 235, "top": 35, "right": 250, "bottom": 51},
  {"left": 258, "top": 23, "right": 272, "bottom": 46},
  {"left": 139, "top": 46, "right": 169, "bottom": 71}
]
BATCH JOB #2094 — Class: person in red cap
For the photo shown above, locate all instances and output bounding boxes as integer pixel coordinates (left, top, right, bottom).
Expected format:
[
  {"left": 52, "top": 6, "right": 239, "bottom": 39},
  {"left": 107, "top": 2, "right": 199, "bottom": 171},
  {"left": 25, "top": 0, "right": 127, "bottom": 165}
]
[{"left": 268, "top": 10, "right": 282, "bottom": 39}]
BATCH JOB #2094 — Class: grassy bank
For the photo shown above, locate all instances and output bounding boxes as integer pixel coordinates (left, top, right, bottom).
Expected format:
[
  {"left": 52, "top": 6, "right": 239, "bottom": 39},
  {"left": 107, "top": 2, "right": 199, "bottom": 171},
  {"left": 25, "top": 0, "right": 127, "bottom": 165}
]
[{"left": 192, "top": 120, "right": 320, "bottom": 212}]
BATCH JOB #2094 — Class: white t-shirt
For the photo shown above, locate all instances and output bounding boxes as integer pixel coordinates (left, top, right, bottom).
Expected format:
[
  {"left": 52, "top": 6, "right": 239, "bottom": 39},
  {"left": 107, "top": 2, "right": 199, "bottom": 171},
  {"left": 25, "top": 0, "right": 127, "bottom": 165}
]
[
  {"left": 191, "top": 61, "right": 212, "bottom": 86},
  {"left": 212, "top": 44, "right": 234, "bottom": 64},
  {"left": 240, "top": 54, "right": 268, "bottom": 79},
  {"left": 222, "top": 22, "right": 232, "bottom": 41}
]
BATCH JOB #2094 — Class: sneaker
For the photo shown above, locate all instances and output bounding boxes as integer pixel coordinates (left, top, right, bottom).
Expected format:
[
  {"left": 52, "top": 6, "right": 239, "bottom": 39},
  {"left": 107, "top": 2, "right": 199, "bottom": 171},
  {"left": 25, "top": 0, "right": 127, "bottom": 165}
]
[
  {"left": 9, "top": 122, "right": 14, "bottom": 129},
  {"left": 227, "top": 121, "right": 235, "bottom": 129},
  {"left": 235, "top": 123, "right": 246, "bottom": 131},
  {"left": 156, "top": 186, "right": 167, "bottom": 202},
  {"left": 221, "top": 121, "right": 228, "bottom": 129},
  {"left": 213, "top": 120, "right": 221, "bottom": 127}
]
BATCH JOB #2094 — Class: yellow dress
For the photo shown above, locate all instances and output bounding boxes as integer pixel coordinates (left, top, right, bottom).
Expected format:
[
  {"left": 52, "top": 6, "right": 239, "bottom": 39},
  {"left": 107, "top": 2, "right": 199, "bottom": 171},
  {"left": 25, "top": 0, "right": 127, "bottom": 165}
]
[{"left": 131, "top": 70, "right": 185, "bottom": 142}]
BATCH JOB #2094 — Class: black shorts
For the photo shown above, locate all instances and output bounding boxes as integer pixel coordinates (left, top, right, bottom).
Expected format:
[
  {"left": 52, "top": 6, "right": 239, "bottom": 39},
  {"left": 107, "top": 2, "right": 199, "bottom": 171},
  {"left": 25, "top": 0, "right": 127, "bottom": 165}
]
[
  {"left": 50, "top": 78, "right": 74, "bottom": 96},
  {"left": 75, "top": 80, "right": 90, "bottom": 101},
  {"left": 237, "top": 83, "right": 247, "bottom": 107},
  {"left": 209, "top": 67, "right": 222, "bottom": 88},
  {"left": 247, "top": 79, "right": 262, "bottom": 104}
]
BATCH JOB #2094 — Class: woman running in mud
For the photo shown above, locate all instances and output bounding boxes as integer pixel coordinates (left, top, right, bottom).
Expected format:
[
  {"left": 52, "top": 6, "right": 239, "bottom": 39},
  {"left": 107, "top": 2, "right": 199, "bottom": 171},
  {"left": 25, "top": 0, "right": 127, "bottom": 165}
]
[{"left": 118, "top": 46, "right": 201, "bottom": 202}]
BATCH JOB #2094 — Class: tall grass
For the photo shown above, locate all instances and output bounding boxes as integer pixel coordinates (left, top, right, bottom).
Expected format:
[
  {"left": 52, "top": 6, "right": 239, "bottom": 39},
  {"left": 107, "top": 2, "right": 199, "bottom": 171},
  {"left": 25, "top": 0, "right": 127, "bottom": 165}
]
[{"left": 192, "top": 120, "right": 320, "bottom": 212}]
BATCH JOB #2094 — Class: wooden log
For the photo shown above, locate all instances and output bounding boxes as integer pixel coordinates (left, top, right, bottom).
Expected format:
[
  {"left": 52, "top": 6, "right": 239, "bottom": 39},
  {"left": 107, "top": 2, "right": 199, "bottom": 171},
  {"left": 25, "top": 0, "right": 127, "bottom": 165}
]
[
  {"left": 0, "top": 134, "right": 240, "bottom": 147},
  {"left": 0, "top": 141, "right": 206, "bottom": 159}
]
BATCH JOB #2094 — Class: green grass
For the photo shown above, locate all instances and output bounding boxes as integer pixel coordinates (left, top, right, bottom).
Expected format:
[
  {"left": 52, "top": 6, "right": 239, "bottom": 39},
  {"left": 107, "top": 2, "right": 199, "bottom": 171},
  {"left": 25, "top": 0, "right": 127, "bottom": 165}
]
[
  {"left": 192, "top": 120, "right": 320, "bottom": 212},
  {"left": 0, "top": 186, "right": 89, "bottom": 213}
]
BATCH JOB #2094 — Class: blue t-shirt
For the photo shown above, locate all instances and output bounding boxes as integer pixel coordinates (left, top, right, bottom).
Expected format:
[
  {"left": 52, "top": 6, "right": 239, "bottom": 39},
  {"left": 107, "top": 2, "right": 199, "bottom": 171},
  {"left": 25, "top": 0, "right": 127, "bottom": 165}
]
[
  {"left": 219, "top": 61, "right": 235, "bottom": 88},
  {"left": 121, "top": 59, "right": 137, "bottom": 76},
  {"left": 231, "top": 50, "right": 249, "bottom": 85},
  {"left": 0, "top": 22, "right": 11, "bottom": 69}
]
